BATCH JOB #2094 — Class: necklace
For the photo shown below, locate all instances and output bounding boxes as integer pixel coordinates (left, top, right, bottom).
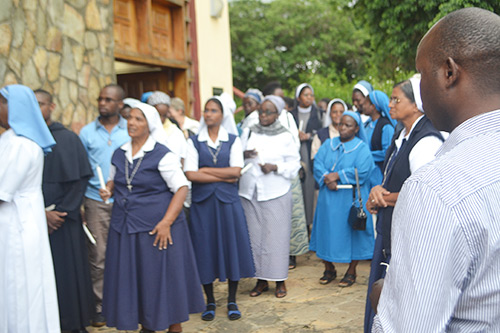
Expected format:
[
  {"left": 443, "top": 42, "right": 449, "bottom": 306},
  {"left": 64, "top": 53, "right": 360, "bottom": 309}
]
[
  {"left": 125, "top": 156, "right": 144, "bottom": 192},
  {"left": 205, "top": 142, "right": 222, "bottom": 164}
]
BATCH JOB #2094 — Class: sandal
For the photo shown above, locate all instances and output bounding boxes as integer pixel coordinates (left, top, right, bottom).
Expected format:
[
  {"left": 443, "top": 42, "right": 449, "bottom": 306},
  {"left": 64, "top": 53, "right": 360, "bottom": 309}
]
[
  {"left": 249, "top": 281, "right": 269, "bottom": 297},
  {"left": 319, "top": 270, "right": 337, "bottom": 285},
  {"left": 227, "top": 302, "right": 241, "bottom": 320},
  {"left": 275, "top": 282, "right": 287, "bottom": 298},
  {"left": 289, "top": 255, "right": 297, "bottom": 269},
  {"left": 201, "top": 303, "right": 216, "bottom": 321},
  {"left": 339, "top": 273, "right": 356, "bottom": 287}
]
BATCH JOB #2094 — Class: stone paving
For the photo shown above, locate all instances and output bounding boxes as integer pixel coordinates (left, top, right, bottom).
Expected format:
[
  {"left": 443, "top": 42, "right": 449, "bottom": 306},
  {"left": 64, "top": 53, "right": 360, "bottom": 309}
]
[{"left": 87, "top": 252, "right": 371, "bottom": 333}]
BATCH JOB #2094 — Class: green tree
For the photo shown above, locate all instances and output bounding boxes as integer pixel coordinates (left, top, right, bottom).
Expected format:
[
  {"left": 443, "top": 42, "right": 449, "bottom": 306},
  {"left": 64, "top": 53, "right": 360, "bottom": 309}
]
[
  {"left": 355, "top": 0, "right": 500, "bottom": 77},
  {"left": 229, "top": 0, "right": 370, "bottom": 93}
]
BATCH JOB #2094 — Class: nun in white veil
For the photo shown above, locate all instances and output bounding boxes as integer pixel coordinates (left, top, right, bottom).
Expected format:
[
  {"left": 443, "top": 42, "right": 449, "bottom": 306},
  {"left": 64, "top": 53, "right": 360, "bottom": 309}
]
[{"left": 100, "top": 102, "right": 204, "bottom": 333}]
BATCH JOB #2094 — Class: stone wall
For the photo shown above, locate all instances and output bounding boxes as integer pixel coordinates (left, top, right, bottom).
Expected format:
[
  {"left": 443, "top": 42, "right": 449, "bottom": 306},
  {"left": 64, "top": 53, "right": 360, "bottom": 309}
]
[{"left": 0, "top": 0, "right": 115, "bottom": 132}]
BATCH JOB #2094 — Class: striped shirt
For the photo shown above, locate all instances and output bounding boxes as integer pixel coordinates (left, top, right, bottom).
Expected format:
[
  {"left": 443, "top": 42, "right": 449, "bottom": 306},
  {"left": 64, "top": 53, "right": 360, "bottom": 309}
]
[{"left": 373, "top": 109, "right": 500, "bottom": 332}]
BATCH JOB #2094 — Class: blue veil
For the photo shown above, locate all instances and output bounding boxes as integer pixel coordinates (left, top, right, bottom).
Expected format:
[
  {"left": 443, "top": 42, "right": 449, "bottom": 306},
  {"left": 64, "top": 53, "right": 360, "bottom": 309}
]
[
  {"left": 368, "top": 90, "right": 397, "bottom": 127},
  {"left": 0, "top": 84, "right": 55, "bottom": 153},
  {"left": 342, "top": 110, "right": 369, "bottom": 144}
]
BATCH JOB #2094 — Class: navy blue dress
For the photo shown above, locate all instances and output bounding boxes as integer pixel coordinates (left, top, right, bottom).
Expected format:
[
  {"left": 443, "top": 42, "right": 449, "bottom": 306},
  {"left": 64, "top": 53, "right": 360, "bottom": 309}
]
[
  {"left": 102, "top": 143, "right": 204, "bottom": 331},
  {"left": 189, "top": 134, "right": 255, "bottom": 284}
]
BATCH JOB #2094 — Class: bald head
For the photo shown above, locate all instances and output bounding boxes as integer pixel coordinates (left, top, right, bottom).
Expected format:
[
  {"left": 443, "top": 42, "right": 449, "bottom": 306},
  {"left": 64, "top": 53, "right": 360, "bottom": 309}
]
[
  {"left": 416, "top": 8, "right": 500, "bottom": 131},
  {"left": 421, "top": 8, "right": 500, "bottom": 94}
]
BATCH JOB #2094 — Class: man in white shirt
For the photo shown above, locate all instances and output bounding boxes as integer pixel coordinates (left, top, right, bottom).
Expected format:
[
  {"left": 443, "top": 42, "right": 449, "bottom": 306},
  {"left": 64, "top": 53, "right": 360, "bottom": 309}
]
[{"left": 372, "top": 7, "right": 500, "bottom": 332}]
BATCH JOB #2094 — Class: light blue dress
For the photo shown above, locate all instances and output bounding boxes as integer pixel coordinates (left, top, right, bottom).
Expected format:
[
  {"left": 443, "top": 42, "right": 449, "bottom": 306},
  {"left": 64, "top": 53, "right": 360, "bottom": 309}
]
[{"left": 309, "top": 136, "right": 375, "bottom": 262}]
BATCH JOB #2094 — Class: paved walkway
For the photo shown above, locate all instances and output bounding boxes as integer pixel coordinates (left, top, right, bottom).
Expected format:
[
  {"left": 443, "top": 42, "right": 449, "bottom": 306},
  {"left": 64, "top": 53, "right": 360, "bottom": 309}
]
[{"left": 87, "top": 252, "right": 371, "bottom": 333}]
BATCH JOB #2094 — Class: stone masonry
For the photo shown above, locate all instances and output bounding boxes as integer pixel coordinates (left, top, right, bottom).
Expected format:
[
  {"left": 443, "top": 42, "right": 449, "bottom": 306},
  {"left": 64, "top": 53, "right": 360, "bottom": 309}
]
[{"left": 0, "top": 0, "right": 115, "bottom": 133}]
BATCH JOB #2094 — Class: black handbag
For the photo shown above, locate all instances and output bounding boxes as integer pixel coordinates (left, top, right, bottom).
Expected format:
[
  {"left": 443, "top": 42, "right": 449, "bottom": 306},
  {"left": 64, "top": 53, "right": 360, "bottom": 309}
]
[{"left": 348, "top": 168, "right": 367, "bottom": 231}]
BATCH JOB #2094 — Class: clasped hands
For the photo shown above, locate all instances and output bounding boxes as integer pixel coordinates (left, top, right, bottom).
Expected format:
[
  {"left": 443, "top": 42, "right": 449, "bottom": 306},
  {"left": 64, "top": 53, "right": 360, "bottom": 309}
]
[
  {"left": 324, "top": 172, "right": 339, "bottom": 190},
  {"left": 244, "top": 149, "right": 277, "bottom": 174},
  {"left": 366, "top": 185, "right": 391, "bottom": 213}
]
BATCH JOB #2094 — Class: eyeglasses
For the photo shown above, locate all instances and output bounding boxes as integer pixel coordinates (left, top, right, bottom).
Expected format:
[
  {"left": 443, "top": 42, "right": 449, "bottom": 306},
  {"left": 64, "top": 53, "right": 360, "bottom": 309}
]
[
  {"left": 97, "top": 97, "right": 120, "bottom": 103},
  {"left": 258, "top": 109, "right": 278, "bottom": 116},
  {"left": 390, "top": 97, "right": 401, "bottom": 104}
]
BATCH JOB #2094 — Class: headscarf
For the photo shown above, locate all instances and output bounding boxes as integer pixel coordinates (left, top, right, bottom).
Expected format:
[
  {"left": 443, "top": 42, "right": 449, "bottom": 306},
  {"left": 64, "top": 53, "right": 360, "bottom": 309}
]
[
  {"left": 141, "top": 91, "right": 153, "bottom": 103},
  {"left": 353, "top": 80, "right": 373, "bottom": 97},
  {"left": 250, "top": 95, "right": 289, "bottom": 136},
  {"left": 368, "top": 90, "right": 397, "bottom": 127},
  {"left": 218, "top": 92, "right": 237, "bottom": 114},
  {"left": 342, "top": 110, "right": 369, "bottom": 144},
  {"left": 199, "top": 96, "right": 238, "bottom": 135},
  {"left": 147, "top": 91, "right": 171, "bottom": 106},
  {"left": 295, "top": 83, "right": 314, "bottom": 99},
  {"left": 409, "top": 76, "right": 424, "bottom": 113},
  {"left": 244, "top": 88, "right": 264, "bottom": 104},
  {"left": 130, "top": 102, "right": 169, "bottom": 146},
  {"left": 262, "top": 95, "right": 286, "bottom": 115},
  {"left": 123, "top": 97, "right": 141, "bottom": 109},
  {"left": 323, "top": 98, "right": 348, "bottom": 127},
  {"left": 0, "top": 84, "right": 55, "bottom": 154}
]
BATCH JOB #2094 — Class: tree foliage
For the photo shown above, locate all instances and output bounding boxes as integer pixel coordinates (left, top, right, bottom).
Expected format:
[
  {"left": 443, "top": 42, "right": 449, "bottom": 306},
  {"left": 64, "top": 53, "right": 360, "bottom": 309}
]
[
  {"left": 355, "top": 0, "right": 500, "bottom": 76},
  {"left": 229, "top": 0, "right": 369, "bottom": 92},
  {"left": 229, "top": 0, "right": 500, "bottom": 101}
]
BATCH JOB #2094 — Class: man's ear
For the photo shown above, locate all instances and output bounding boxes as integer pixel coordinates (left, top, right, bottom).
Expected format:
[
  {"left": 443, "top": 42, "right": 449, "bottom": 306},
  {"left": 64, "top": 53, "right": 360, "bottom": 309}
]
[{"left": 445, "top": 57, "right": 460, "bottom": 88}]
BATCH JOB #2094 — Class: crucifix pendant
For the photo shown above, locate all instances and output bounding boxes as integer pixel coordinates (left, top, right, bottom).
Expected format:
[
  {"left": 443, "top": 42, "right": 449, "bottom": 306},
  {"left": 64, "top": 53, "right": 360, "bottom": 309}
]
[
  {"left": 213, "top": 157, "right": 217, "bottom": 164},
  {"left": 127, "top": 184, "right": 133, "bottom": 192}
]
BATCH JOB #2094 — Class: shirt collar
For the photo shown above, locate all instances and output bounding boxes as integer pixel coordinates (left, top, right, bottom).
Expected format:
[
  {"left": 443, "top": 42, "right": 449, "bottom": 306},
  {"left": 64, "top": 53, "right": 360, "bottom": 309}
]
[
  {"left": 197, "top": 126, "right": 229, "bottom": 149},
  {"left": 437, "top": 109, "right": 500, "bottom": 157},
  {"left": 95, "top": 115, "right": 128, "bottom": 129},
  {"left": 120, "top": 135, "right": 156, "bottom": 163}
]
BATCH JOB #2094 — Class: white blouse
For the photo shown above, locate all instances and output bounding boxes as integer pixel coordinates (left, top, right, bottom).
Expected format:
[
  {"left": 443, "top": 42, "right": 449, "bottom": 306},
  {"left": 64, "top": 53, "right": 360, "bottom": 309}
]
[
  {"left": 184, "top": 126, "right": 244, "bottom": 172},
  {"left": 395, "top": 115, "right": 447, "bottom": 174},
  {"left": 238, "top": 127, "right": 301, "bottom": 201},
  {"left": 109, "top": 136, "right": 189, "bottom": 193}
]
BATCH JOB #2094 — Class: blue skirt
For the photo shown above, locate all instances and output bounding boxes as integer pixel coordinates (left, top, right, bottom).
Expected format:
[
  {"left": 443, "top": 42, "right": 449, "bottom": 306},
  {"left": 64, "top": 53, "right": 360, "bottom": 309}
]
[
  {"left": 102, "top": 216, "right": 205, "bottom": 331},
  {"left": 190, "top": 196, "right": 255, "bottom": 284}
]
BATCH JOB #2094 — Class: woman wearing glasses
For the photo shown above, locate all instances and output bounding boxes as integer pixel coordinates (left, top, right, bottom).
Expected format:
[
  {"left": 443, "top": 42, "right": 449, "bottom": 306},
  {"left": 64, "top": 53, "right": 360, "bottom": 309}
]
[
  {"left": 363, "top": 77, "right": 445, "bottom": 333},
  {"left": 239, "top": 95, "right": 301, "bottom": 298},
  {"left": 185, "top": 97, "right": 255, "bottom": 321}
]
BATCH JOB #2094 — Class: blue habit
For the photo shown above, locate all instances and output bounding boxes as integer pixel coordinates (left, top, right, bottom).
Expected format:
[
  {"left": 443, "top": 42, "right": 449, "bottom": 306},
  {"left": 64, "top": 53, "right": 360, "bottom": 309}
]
[
  {"left": 189, "top": 134, "right": 255, "bottom": 285},
  {"left": 309, "top": 136, "right": 375, "bottom": 262}
]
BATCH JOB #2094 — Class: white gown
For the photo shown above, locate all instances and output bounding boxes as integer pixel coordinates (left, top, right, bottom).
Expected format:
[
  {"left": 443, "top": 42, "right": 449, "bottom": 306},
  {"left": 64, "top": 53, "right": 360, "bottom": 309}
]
[{"left": 0, "top": 129, "right": 60, "bottom": 333}]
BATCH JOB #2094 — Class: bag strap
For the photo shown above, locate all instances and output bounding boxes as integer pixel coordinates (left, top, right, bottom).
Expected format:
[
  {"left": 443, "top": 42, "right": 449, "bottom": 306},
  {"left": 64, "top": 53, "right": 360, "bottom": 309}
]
[{"left": 354, "top": 168, "right": 363, "bottom": 207}]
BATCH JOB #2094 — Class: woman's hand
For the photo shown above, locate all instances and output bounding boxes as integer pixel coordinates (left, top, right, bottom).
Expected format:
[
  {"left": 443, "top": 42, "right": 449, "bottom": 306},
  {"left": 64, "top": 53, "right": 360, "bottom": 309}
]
[
  {"left": 260, "top": 163, "right": 277, "bottom": 174},
  {"left": 298, "top": 130, "right": 311, "bottom": 142},
  {"left": 244, "top": 149, "right": 258, "bottom": 159},
  {"left": 150, "top": 221, "right": 173, "bottom": 250},
  {"left": 99, "top": 187, "right": 112, "bottom": 202},
  {"left": 326, "top": 181, "right": 338, "bottom": 191},
  {"left": 368, "top": 185, "right": 391, "bottom": 209}
]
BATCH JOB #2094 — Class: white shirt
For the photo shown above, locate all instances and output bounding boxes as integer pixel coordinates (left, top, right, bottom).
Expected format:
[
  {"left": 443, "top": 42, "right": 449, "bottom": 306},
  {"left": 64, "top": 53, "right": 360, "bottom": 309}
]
[
  {"left": 182, "top": 116, "right": 200, "bottom": 135},
  {"left": 395, "top": 115, "right": 446, "bottom": 174},
  {"left": 109, "top": 136, "right": 188, "bottom": 193},
  {"left": 164, "top": 123, "right": 187, "bottom": 160},
  {"left": 279, "top": 110, "right": 300, "bottom": 149},
  {"left": 240, "top": 111, "right": 259, "bottom": 132},
  {"left": 184, "top": 126, "right": 244, "bottom": 172},
  {"left": 373, "top": 109, "right": 500, "bottom": 332},
  {"left": 239, "top": 127, "right": 301, "bottom": 201}
]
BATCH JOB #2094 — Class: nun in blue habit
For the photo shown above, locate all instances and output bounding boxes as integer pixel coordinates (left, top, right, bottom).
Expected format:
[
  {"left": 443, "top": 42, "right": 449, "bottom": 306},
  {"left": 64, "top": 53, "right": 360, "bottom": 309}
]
[
  {"left": 310, "top": 111, "right": 376, "bottom": 288},
  {"left": 362, "top": 90, "right": 396, "bottom": 186}
]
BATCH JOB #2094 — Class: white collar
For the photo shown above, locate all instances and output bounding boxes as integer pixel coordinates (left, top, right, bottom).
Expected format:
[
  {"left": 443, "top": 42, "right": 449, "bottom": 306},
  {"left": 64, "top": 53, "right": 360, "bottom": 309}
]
[
  {"left": 298, "top": 106, "right": 312, "bottom": 114},
  {"left": 197, "top": 126, "right": 229, "bottom": 149},
  {"left": 396, "top": 114, "right": 425, "bottom": 146},
  {"left": 120, "top": 136, "right": 156, "bottom": 163}
]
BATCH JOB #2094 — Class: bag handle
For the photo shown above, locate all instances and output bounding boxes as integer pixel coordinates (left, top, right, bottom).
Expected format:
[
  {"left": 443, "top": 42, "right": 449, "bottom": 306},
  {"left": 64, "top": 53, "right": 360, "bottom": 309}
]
[{"left": 351, "top": 168, "right": 364, "bottom": 207}]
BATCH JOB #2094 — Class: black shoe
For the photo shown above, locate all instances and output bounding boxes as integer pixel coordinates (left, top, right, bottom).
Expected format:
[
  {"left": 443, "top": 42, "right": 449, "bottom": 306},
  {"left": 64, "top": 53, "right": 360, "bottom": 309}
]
[
  {"left": 71, "top": 329, "right": 88, "bottom": 333},
  {"left": 91, "top": 312, "right": 106, "bottom": 327},
  {"left": 289, "top": 255, "right": 297, "bottom": 269}
]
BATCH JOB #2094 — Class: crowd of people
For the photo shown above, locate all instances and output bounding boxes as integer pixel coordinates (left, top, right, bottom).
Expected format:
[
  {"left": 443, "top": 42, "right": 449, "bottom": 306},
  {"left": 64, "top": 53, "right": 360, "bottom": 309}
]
[{"left": 1, "top": 7, "right": 500, "bottom": 333}]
